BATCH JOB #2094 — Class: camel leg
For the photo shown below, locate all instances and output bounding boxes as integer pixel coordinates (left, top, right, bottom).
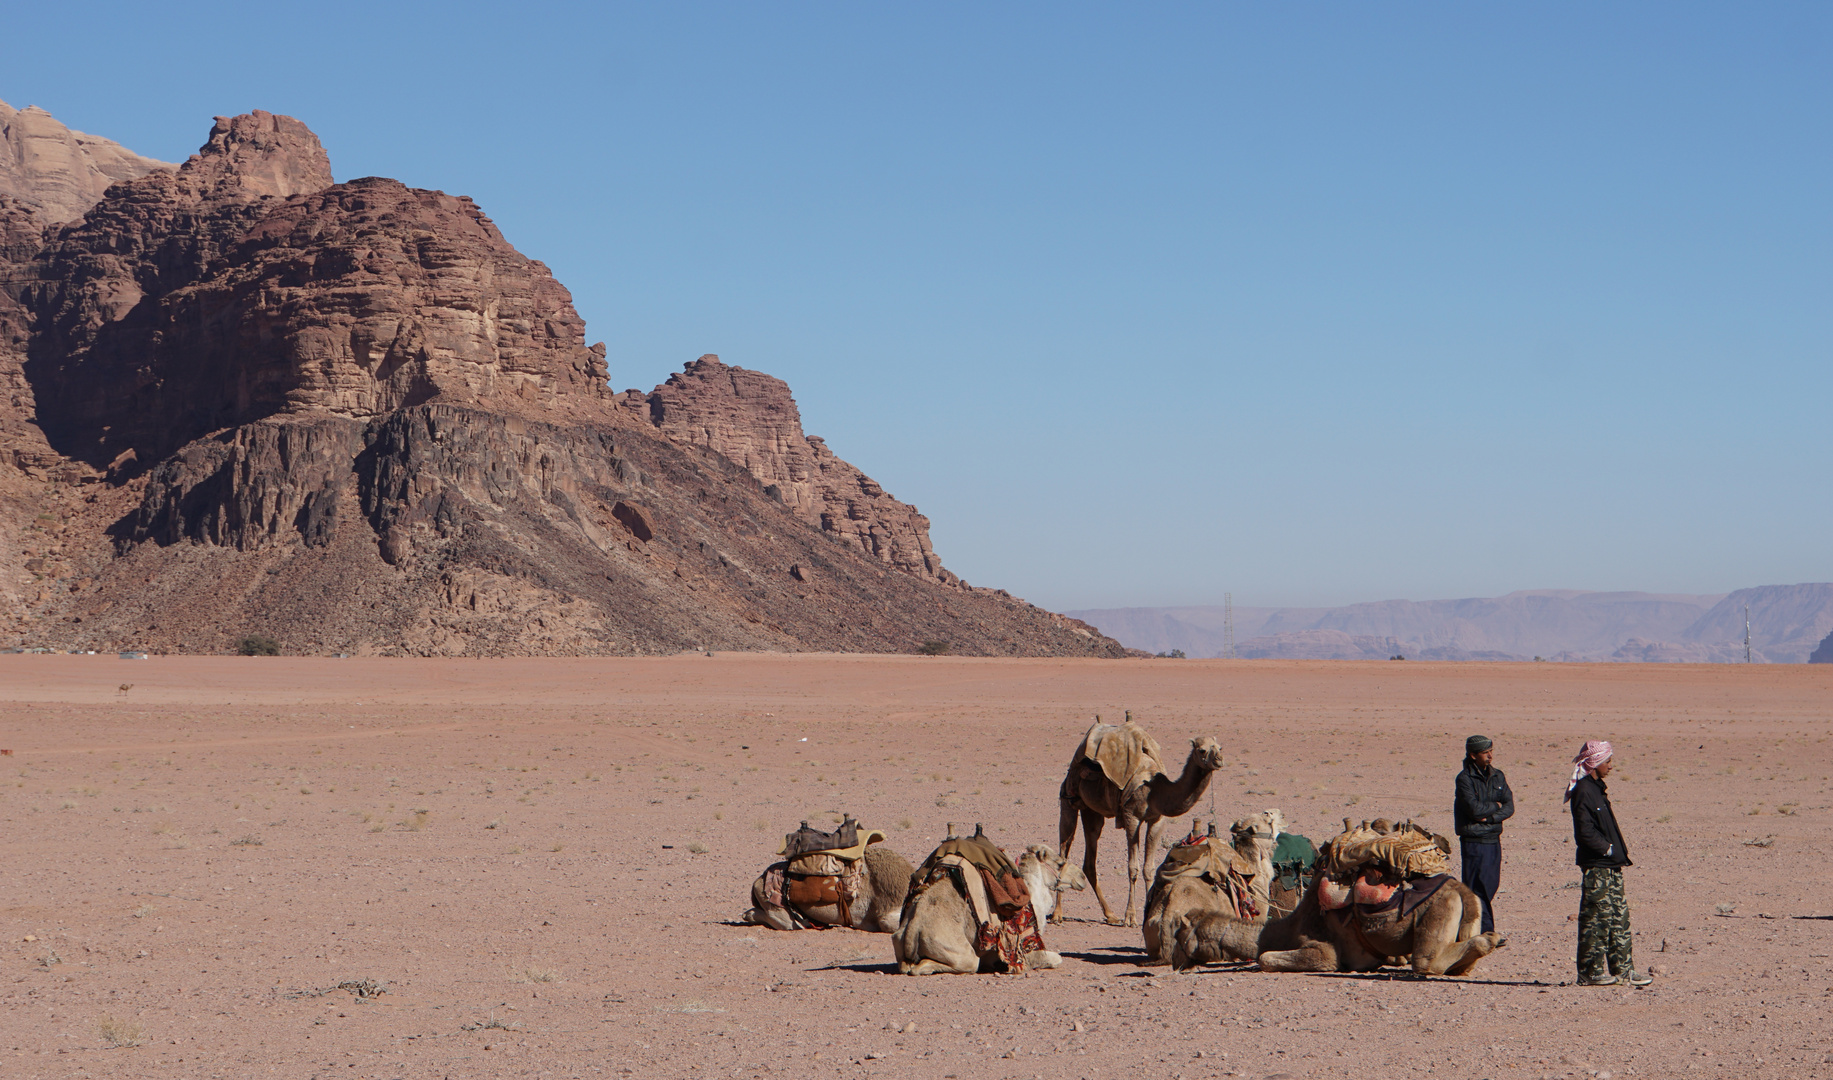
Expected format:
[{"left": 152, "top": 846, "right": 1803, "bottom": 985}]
[
  {"left": 741, "top": 905, "right": 800, "bottom": 931},
  {"left": 1256, "top": 941, "right": 1341, "bottom": 972},
  {"left": 1023, "top": 949, "right": 1064, "bottom": 970},
  {"left": 1079, "top": 806, "right": 1120, "bottom": 925},
  {"left": 1411, "top": 893, "right": 1507, "bottom": 976},
  {"left": 900, "top": 955, "right": 979, "bottom": 976},
  {"left": 1124, "top": 817, "right": 1163, "bottom": 928},
  {"left": 1052, "top": 796, "right": 1081, "bottom": 924},
  {"left": 744, "top": 876, "right": 804, "bottom": 931}
]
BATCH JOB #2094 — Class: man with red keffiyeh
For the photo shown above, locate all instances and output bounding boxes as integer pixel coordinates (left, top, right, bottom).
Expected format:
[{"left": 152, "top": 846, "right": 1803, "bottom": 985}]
[{"left": 1566, "top": 739, "right": 1653, "bottom": 987}]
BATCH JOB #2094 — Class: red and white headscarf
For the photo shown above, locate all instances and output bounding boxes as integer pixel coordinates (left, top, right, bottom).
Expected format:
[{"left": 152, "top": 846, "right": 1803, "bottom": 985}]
[{"left": 1564, "top": 739, "right": 1613, "bottom": 802}]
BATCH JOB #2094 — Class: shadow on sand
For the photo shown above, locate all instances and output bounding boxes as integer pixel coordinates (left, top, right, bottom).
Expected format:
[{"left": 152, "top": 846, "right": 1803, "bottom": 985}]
[
  {"left": 1061, "top": 945, "right": 1153, "bottom": 966},
  {"left": 811, "top": 961, "right": 902, "bottom": 974}
]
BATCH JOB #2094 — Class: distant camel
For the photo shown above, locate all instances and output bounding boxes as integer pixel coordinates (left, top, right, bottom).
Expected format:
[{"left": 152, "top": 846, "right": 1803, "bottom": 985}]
[
  {"left": 1056, "top": 715, "right": 1226, "bottom": 926},
  {"left": 741, "top": 845, "right": 913, "bottom": 932}
]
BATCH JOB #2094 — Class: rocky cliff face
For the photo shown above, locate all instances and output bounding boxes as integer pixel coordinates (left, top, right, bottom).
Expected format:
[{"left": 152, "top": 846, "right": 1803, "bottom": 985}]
[
  {"left": 1811, "top": 629, "right": 1833, "bottom": 664},
  {"left": 647, "top": 355, "right": 953, "bottom": 584},
  {"left": 23, "top": 165, "right": 608, "bottom": 469},
  {"left": 0, "top": 100, "right": 174, "bottom": 224},
  {"left": 0, "top": 110, "right": 1122, "bottom": 659}
]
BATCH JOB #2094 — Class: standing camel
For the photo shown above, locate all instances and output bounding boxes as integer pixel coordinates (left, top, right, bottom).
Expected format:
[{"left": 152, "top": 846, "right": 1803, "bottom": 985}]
[{"left": 1056, "top": 715, "right": 1226, "bottom": 926}]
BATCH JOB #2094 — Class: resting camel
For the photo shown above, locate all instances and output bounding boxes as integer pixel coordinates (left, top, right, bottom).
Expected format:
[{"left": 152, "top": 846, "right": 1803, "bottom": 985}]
[
  {"left": 742, "top": 845, "right": 914, "bottom": 933},
  {"left": 893, "top": 843, "right": 1084, "bottom": 975},
  {"left": 1169, "top": 831, "right": 1506, "bottom": 977},
  {"left": 1057, "top": 716, "right": 1227, "bottom": 926},
  {"left": 1140, "top": 809, "right": 1285, "bottom": 965}
]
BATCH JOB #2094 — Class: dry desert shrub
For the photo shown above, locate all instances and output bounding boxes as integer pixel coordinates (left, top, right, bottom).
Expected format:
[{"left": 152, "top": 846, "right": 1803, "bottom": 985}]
[
  {"left": 236, "top": 635, "right": 280, "bottom": 656},
  {"left": 402, "top": 809, "right": 430, "bottom": 831},
  {"left": 519, "top": 966, "right": 558, "bottom": 984},
  {"left": 461, "top": 1014, "right": 518, "bottom": 1032},
  {"left": 97, "top": 1015, "right": 143, "bottom": 1048},
  {"left": 687, "top": 842, "right": 708, "bottom": 854}
]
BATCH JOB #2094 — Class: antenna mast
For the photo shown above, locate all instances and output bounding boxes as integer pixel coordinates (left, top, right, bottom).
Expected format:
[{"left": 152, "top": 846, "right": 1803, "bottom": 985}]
[
  {"left": 1745, "top": 604, "right": 1752, "bottom": 663},
  {"left": 1223, "top": 592, "right": 1235, "bottom": 659}
]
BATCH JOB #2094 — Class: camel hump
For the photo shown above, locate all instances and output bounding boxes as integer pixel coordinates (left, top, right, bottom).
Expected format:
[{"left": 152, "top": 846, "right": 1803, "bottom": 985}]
[{"left": 1078, "top": 720, "right": 1166, "bottom": 791}]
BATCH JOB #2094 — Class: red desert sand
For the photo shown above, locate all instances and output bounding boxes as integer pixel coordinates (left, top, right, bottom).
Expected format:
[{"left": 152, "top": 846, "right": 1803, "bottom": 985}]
[{"left": 3, "top": 654, "right": 1830, "bottom": 1078}]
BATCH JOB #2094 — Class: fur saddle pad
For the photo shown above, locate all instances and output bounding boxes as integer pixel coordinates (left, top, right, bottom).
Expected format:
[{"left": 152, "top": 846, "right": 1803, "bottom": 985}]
[
  {"left": 1077, "top": 719, "right": 1166, "bottom": 792},
  {"left": 1324, "top": 825, "right": 1450, "bottom": 880},
  {"left": 1367, "top": 835, "right": 1450, "bottom": 878},
  {"left": 787, "top": 852, "right": 850, "bottom": 877}
]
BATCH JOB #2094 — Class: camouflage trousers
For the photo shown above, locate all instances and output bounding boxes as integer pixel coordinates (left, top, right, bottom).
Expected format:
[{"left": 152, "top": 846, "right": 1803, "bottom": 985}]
[{"left": 1577, "top": 866, "right": 1633, "bottom": 979}]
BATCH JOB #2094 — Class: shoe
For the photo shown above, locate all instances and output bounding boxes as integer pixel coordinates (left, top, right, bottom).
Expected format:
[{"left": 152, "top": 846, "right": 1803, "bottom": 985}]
[
  {"left": 1621, "top": 969, "right": 1653, "bottom": 987},
  {"left": 1577, "top": 973, "right": 1621, "bottom": 986}
]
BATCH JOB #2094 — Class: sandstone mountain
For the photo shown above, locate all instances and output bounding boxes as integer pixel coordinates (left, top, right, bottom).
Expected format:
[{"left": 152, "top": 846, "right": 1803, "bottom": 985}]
[
  {"left": 1811, "top": 629, "right": 1833, "bottom": 664},
  {"left": 0, "top": 99, "right": 173, "bottom": 224},
  {"left": 0, "top": 109, "right": 1122, "bottom": 658},
  {"left": 1074, "top": 584, "right": 1833, "bottom": 663}
]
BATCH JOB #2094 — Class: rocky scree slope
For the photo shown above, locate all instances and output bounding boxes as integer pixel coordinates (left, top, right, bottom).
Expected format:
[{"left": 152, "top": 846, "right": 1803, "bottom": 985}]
[{"left": 1, "top": 109, "right": 1120, "bottom": 658}]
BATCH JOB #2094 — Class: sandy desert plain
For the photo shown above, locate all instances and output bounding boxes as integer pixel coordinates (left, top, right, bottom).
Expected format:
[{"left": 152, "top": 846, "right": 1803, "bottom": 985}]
[{"left": 2, "top": 654, "right": 1831, "bottom": 1080}]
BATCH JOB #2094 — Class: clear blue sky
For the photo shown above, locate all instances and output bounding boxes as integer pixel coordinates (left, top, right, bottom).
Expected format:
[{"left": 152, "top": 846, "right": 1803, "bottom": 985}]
[{"left": 7, "top": 3, "right": 1828, "bottom": 609}]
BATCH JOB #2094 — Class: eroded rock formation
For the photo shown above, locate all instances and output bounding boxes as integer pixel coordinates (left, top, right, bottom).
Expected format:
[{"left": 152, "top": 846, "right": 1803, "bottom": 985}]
[
  {"left": 0, "top": 100, "right": 173, "bottom": 224},
  {"left": 648, "top": 355, "right": 952, "bottom": 584},
  {"left": 0, "top": 109, "right": 1121, "bottom": 658}
]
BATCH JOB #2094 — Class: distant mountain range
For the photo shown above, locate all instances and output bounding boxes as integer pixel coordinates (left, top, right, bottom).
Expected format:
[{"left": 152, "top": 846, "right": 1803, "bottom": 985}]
[{"left": 1069, "top": 584, "right": 1833, "bottom": 663}]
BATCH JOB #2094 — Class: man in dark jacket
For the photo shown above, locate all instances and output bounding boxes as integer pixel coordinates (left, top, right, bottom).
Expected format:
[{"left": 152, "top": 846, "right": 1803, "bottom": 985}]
[
  {"left": 1453, "top": 734, "right": 1513, "bottom": 933},
  {"left": 1566, "top": 739, "right": 1651, "bottom": 986}
]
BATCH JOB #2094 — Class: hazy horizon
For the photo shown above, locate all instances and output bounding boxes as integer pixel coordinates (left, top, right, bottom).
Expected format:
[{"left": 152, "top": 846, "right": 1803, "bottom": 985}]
[{"left": 8, "top": 3, "right": 1827, "bottom": 612}]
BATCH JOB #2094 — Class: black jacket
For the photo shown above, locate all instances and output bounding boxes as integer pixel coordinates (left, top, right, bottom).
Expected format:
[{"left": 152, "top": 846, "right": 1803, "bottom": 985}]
[
  {"left": 1453, "top": 760, "right": 1515, "bottom": 844},
  {"left": 1568, "top": 775, "right": 1631, "bottom": 869}
]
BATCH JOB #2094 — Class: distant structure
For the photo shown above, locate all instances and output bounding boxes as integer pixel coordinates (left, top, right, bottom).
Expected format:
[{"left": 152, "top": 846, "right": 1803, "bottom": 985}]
[
  {"left": 1745, "top": 605, "right": 1752, "bottom": 663},
  {"left": 1223, "top": 593, "right": 1235, "bottom": 659}
]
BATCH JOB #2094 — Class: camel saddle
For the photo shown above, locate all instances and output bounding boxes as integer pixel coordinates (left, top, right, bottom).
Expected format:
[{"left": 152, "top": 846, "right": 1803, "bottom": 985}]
[
  {"left": 1323, "top": 822, "right": 1449, "bottom": 881},
  {"left": 911, "top": 826, "right": 1032, "bottom": 917},
  {"left": 778, "top": 815, "right": 888, "bottom": 875},
  {"left": 1150, "top": 822, "right": 1258, "bottom": 919},
  {"left": 1076, "top": 718, "right": 1166, "bottom": 792},
  {"left": 763, "top": 855, "right": 872, "bottom": 929}
]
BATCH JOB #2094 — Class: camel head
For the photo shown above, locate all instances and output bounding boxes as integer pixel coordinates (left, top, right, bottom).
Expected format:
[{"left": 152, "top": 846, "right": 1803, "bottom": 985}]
[
  {"left": 1019, "top": 844, "right": 1088, "bottom": 894},
  {"left": 1018, "top": 843, "right": 1087, "bottom": 924},
  {"left": 1187, "top": 736, "right": 1225, "bottom": 773},
  {"left": 1230, "top": 808, "right": 1285, "bottom": 844}
]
